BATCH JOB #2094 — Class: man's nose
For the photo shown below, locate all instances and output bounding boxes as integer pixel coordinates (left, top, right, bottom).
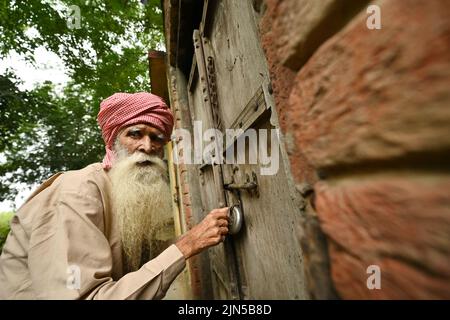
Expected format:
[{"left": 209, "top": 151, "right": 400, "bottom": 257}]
[{"left": 138, "top": 136, "right": 153, "bottom": 154}]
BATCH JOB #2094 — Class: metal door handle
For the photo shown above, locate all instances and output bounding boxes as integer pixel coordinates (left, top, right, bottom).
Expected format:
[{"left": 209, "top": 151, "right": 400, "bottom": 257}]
[{"left": 228, "top": 205, "right": 243, "bottom": 235}]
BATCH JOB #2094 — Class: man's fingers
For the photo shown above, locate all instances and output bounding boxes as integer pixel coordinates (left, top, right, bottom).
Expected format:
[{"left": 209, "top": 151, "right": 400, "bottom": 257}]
[
  {"left": 183, "top": 207, "right": 232, "bottom": 256},
  {"left": 209, "top": 226, "right": 228, "bottom": 237},
  {"left": 219, "top": 226, "right": 229, "bottom": 235},
  {"left": 213, "top": 218, "right": 228, "bottom": 227},
  {"left": 211, "top": 207, "right": 229, "bottom": 219}
]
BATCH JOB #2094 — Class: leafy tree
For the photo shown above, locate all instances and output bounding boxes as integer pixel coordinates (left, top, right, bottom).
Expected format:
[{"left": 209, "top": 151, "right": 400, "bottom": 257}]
[
  {"left": 0, "top": 211, "right": 14, "bottom": 252},
  {"left": 0, "top": 0, "right": 164, "bottom": 203}
]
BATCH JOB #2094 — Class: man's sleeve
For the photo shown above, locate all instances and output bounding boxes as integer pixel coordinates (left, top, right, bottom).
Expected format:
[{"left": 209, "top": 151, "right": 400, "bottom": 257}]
[{"left": 28, "top": 189, "right": 186, "bottom": 300}]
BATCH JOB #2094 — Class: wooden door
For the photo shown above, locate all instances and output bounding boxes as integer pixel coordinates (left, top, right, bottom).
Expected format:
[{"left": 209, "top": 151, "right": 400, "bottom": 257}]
[{"left": 186, "top": 0, "right": 307, "bottom": 299}]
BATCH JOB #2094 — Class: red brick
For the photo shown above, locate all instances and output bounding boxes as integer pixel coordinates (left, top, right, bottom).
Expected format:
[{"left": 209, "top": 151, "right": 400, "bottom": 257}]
[
  {"left": 264, "top": 0, "right": 369, "bottom": 70},
  {"left": 260, "top": 0, "right": 369, "bottom": 136},
  {"left": 187, "top": 256, "right": 203, "bottom": 298},
  {"left": 315, "top": 176, "right": 450, "bottom": 299},
  {"left": 183, "top": 203, "right": 193, "bottom": 227},
  {"left": 286, "top": 0, "right": 450, "bottom": 173},
  {"left": 259, "top": 0, "right": 297, "bottom": 133},
  {"left": 178, "top": 163, "right": 187, "bottom": 174},
  {"left": 181, "top": 181, "right": 190, "bottom": 195},
  {"left": 179, "top": 169, "right": 187, "bottom": 185},
  {"left": 182, "top": 193, "right": 191, "bottom": 206}
]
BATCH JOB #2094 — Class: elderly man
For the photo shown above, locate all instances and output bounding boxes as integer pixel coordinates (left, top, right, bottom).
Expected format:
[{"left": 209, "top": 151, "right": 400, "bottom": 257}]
[{"left": 0, "top": 92, "right": 229, "bottom": 299}]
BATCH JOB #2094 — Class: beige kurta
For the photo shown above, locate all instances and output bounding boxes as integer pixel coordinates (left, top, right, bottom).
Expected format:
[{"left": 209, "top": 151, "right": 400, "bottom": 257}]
[{"left": 0, "top": 163, "right": 186, "bottom": 299}]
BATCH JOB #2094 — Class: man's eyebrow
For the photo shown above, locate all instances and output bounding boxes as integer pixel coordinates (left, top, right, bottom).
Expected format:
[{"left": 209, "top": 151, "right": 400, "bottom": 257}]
[
  {"left": 154, "top": 133, "right": 165, "bottom": 139},
  {"left": 126, "top": 128, "right": 165, "bottom": 140},
  {"left": 127, "top": 127, "right": 142, "bottom": 132}
]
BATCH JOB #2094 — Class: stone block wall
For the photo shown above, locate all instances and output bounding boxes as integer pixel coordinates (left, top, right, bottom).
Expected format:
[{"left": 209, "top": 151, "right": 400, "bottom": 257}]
[{"left": 260, "top": 0, "right": 450, "bottom": 299}]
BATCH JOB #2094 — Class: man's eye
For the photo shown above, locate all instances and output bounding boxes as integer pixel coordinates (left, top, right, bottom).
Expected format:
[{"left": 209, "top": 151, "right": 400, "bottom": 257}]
[
  {"left": 127, "top": 130, "right": 141, "bottom": 138},
  {"left": 151, "top": 134, "right": 165, "bottom": 144}
]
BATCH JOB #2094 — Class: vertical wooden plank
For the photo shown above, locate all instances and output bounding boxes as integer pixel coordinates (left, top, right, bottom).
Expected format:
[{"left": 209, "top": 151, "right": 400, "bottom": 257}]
[
  {"left": 197, "top": 0, "right": 309, "bottom": 299},
  {"left": 190, "top": 30, "right": 241, "bottom": 299},
  {"left": 204, "top": 0, "right": 271, "bottom": 128}
]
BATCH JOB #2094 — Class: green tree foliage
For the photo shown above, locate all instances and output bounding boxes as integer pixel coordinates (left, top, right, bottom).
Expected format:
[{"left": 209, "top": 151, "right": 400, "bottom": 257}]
[
  {"left": 0, "top": 211, "right": 14, "bottom": 252},
  {"left": 0, "top": 0, "right": 164, "bottom": 202}
]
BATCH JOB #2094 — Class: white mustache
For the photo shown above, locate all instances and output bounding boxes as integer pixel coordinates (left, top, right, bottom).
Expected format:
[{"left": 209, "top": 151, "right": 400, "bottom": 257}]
[
  {"left": 133, "top": 152, "right": 157, "bottom": 163},
  {"left": 126, "top": 152, "right": 166, "bottom": 169},
  {"left": 112, "top": 140, "right": 167, "bottom": 174}
]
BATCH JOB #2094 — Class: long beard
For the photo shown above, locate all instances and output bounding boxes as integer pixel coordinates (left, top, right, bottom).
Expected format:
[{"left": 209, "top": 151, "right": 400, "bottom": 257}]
[{"left": 109, "top": 147, "right": 174, "bottom": 273}]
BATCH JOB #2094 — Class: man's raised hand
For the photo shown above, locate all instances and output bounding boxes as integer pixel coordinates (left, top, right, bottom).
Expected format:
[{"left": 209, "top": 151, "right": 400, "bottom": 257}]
[{"left": 175, "top": 207, "right": 229, "bottom": 259}]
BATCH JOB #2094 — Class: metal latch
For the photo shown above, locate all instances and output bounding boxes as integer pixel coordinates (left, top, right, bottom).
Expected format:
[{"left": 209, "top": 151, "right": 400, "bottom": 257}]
[
  {"left": 228, "top": 205, "right": 243, "bottom": 235},
  {"left": 223, "top": 171, "right": 259, "bottom": 197}
]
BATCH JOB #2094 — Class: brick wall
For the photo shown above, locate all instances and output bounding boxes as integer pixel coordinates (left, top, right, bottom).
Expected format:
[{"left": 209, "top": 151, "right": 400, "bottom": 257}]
[{"left": 260, "top": 0, "right": 450, "bottom": 299}]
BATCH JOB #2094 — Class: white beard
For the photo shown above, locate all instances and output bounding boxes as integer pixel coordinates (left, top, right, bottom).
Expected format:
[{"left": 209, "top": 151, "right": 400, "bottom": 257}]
[{"left": 109, "top": 143, "right": 174, "bottom": 272}]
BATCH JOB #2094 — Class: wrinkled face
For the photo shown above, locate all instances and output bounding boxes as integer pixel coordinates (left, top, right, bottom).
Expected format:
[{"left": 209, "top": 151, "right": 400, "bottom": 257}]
[{"left": 117, "top": 123, "right": 166, "bottom": 159}]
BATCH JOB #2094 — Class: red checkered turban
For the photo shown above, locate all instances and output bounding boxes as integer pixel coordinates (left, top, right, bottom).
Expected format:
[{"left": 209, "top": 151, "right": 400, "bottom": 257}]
[{"left": 97, "top": 92, "right": 174, "bottom": 169}]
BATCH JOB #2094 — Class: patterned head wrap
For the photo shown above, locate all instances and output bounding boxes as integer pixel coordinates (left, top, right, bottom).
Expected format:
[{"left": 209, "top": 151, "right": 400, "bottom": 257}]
[{"left": 97, "top": 92, "right": 174, "bottom": 169}]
